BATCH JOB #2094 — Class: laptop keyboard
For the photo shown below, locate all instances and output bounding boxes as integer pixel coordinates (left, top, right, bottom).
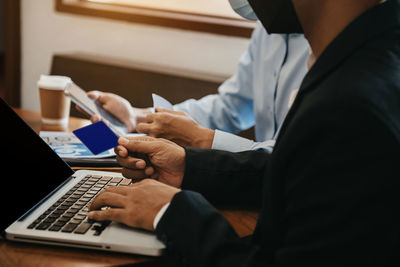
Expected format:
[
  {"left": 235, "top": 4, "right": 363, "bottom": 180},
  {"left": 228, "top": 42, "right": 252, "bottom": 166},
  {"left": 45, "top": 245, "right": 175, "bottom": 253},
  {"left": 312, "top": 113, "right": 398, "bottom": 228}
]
[{"left": 27, "top": 174, "right": 131, "bottom": 236}]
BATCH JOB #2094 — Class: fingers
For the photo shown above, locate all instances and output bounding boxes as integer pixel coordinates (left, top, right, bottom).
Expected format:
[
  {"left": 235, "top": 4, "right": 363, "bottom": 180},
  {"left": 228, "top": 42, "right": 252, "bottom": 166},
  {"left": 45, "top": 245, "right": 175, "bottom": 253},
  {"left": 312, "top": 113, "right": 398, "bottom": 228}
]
[
  {"left": 89, "top": 191, "right": 126, "bottom": 210},
  {"left": 88, "top": 208, "right": 125, "bottom": 222},
  {"left": 145, "top": 113, "right": 155, "bottom": 123},
  {"left": 155, "top": 107, "right": 186, "bottom": 116},
  {"left": 115, "top": 141, "right": 156, "bottom": 179},
  {"left": 91, "top": 114, "right": 101, "bottom": 123},
  {"left": 118, "top": 137, "right": 159, "bottom": 155},
  {"left": 136, "top": 122, "right": 152, "bottom": 134},
  {"left": 88, "top": 90, "right": 110, "bottom": 105},
  {"left": 145, "top": 166, "right": 155, "bottom": 176},
  {"left": 88, "top": 186, "right": 132, "bottom": 222},
  {"left": 116, "top": 150, "right": 147, "bottom": 168},
  {"left": 115, "top": 145, "right": 128, "bottom": 157},
  {"left": 87, "top": 90, "right": 101, "bottom": 100},
  {"left": 101, "top": 185, "right": 131, "bottom": 195}
]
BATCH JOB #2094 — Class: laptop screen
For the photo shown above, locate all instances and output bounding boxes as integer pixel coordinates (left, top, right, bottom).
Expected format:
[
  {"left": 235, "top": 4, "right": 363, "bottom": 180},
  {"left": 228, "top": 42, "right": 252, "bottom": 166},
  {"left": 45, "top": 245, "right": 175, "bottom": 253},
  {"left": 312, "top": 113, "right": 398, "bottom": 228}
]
[{"left": 1, "top": 98, "right": 74, "bottom": 232}]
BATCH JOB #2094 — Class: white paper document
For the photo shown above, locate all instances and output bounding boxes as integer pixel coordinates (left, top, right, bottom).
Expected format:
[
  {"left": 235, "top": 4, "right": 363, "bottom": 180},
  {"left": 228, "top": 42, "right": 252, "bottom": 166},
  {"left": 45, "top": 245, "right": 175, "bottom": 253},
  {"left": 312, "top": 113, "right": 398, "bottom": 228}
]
[{"left": 152, "top": 93, "right": 173, "bottom": 111}]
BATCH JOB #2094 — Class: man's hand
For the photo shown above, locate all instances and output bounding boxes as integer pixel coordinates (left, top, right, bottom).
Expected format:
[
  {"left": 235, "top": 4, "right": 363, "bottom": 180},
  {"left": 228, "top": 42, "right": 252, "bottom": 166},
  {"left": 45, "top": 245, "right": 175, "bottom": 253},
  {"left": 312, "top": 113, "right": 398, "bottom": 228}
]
[
  {"left": 115, "top": 136, "right": 186, "bottom": 188},
  {"left": 136, "top": 107, "right": 215, "bottom": 148},
  {"left": 88, "top": 179, "right": 180, "bottom": 231},
  {"left": 75, "top": 90, "right": 151, "bottom": 133}
]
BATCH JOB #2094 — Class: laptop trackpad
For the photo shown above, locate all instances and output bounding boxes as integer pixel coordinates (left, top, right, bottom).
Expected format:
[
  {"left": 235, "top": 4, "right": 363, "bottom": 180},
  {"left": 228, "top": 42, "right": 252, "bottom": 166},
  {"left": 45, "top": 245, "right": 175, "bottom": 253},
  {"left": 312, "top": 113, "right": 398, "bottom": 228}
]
[{"left": 102, "top": 222, "right": 165, "bottom": 254}]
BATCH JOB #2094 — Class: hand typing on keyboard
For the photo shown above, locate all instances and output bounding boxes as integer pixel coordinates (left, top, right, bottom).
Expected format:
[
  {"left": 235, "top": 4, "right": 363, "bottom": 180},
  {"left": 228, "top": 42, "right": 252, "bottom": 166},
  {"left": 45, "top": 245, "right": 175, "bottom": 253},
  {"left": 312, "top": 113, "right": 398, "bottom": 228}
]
[
  {"left": 88, "top": 179, "right": 180, "bottom": 231},
  {"left": 28, "top": 174, "right": 132, "bottom": 235}
]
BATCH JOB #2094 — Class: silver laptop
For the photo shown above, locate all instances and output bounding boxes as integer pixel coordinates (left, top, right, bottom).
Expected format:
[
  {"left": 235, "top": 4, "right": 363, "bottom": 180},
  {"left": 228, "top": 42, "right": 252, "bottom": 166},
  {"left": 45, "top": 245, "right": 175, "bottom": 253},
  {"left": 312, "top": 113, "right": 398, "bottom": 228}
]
[{"left": 0, "top": 97, "right": 164, "bottom": 256}]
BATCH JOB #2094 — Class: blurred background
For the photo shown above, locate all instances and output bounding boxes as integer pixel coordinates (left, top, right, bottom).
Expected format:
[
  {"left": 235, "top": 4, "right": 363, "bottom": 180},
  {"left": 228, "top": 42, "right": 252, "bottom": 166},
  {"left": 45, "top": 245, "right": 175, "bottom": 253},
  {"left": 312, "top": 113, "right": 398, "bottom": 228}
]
[{"left": 0, "top": 0, "right": 255, "bottom": 116}]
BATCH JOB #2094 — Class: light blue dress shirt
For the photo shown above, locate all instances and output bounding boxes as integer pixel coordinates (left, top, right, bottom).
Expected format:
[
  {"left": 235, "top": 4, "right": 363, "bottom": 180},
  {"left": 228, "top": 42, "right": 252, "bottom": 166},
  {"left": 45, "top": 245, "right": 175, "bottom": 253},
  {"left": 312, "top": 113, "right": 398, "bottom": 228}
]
[{"left": 174, "top": 22, "right": 310, "bottom": 153}]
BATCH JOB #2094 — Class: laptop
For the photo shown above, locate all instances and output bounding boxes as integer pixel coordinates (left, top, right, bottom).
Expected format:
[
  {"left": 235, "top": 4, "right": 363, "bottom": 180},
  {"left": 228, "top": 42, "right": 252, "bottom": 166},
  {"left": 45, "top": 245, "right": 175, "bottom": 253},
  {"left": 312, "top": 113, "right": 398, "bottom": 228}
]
[{"left": 0, "top": 97, "right": 165, "bottom": 256}]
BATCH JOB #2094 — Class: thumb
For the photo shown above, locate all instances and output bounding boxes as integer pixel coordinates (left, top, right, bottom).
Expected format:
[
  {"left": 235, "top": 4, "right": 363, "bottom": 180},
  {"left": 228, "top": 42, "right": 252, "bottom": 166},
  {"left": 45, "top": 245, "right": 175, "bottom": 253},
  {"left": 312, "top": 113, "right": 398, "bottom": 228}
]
[
  {"left": 118, "top": 136, "right": 159, "bottom": 155},
  {"left": 87, "top": 90, "right": 101, "bottom": 100}
]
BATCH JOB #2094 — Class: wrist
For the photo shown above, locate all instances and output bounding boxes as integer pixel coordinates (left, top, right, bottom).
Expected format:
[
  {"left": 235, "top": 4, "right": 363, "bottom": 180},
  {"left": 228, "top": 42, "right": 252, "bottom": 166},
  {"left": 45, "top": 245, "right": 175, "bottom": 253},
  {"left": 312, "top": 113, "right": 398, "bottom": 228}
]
[{"left": 193, "top": 127, "right": 215, "bottom": 149}]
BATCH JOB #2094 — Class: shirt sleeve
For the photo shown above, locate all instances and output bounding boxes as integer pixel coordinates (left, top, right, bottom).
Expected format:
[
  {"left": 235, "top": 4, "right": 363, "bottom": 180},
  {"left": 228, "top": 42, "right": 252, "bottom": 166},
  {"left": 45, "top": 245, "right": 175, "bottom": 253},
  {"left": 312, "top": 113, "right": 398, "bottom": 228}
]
[
  {"left": 153, "top": 202, "right": 170, "bottom": 230},
  {"left": 173, "top": 23, "right": 265, "bottom": 133},
  {"left": 212, "top": 130, "right": 275, "bottom": 153}
]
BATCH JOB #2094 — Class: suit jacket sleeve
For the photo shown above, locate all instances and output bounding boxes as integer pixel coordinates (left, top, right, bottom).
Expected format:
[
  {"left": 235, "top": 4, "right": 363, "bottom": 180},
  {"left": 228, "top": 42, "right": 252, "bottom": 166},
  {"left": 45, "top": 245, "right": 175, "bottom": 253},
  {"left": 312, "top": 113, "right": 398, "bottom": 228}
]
[
  {"left": 180, "top": 147, "right": 270, "bottom": 207},
  {"left": 156, "top": 101, "right": 400, "bottom": 267}
]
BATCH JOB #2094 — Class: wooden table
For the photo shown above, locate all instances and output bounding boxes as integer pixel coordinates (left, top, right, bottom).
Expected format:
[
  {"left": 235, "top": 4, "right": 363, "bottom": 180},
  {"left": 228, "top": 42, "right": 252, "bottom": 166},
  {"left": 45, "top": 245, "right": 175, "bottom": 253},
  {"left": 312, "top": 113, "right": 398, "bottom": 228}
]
[{"left": 0, "top": 109, "right": 259, "bottom": 266}]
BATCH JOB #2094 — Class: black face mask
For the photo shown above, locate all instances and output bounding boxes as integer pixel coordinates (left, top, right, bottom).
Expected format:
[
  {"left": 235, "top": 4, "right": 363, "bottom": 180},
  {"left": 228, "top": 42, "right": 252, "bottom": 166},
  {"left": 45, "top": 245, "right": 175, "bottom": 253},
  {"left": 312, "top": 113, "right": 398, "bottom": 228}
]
[{"left": 248, "top": 0, "right": 304, "bottom": 34}]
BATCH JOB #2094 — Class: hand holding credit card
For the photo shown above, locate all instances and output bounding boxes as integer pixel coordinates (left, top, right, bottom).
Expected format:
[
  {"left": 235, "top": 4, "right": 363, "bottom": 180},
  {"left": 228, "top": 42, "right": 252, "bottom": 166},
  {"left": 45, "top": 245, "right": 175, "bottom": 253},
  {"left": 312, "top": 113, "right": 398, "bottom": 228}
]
[
  {"left": 73, "top": 121, "right": 151, "bottom": 168},
  {"left": 73, "top": 93, "right": 172, "bottom": 160}
]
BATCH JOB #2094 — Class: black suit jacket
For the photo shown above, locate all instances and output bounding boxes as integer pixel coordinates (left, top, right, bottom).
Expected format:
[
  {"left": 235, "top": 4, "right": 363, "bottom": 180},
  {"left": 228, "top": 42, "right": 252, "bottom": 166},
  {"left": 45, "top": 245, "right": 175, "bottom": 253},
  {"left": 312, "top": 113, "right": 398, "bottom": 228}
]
[{"left": 156, "top": 1, "right": 400, "bottom": 266}]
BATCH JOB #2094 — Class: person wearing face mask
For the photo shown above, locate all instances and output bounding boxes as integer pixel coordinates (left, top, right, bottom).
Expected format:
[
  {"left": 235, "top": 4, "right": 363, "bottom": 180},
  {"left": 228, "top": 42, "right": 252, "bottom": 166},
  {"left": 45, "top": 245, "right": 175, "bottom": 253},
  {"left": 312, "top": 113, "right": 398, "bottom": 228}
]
[
  {"left": 83, "top": 0, "right": 310, "bottom": 153},
  {"left": 88, "top": 0, "right": 400, "bottom": 266}
]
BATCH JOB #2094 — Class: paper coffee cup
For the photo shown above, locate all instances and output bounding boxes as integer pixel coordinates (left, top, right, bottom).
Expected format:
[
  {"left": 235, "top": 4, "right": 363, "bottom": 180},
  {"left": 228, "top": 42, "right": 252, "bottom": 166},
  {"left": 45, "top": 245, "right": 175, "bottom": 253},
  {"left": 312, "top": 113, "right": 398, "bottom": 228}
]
[{"left": 38, "top": 75, "right": 72, "bottom": 125}]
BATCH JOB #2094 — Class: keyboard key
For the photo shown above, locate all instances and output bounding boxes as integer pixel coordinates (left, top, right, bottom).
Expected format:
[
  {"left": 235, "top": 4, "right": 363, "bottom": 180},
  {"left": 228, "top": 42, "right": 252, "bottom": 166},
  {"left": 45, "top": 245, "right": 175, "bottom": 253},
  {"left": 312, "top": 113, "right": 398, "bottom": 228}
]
[
  {"left": 74, "top": 222, "right": 92, "bottom": 234},
  {"left": 58, "top": 216, "right": 70, "bottom": 222},
  {"left": 76, "top": 189, "right": 87, "bottom": 193},
  {"left": 92, "top": 186, "right": 103, "bottom": 190},
  {"left": 53, "top": 221, "right": 67, "bottom": 227},
  {"left": 36, "top": 222, "right": 51, "bottom": 230},
  {"left": 43, "top": 210, "right": 51, "bottom": 216},
  {"left": 69, "top": 207, "right": 81, "bottom": 213},
  {"left": 43, "top": 217, "right": 56, "bottom": 223},
  {"left": 27, "top": 223, "right": 37, "bottom": 229},
  {"left": 119, "top": 178, "right": 131, "bottom": 186},
  {"left": 62, "top": 212, "right": 75, "bottom": 219},
  {"left": 74, "top": 214, "right": 86, "bottom": 220},
  {"left": 48, "top": 213, "right": 59, "bottom": 219},
  {"left": 71, "top": 218, "right": 83, "bottom": 224},
  {"left": 32, "top": 218, "right": 42, "bottom": 224},
  {"left": 100, "top": 176, "right": 112, "bottom": 182},
  {"left": 59, "top": 204, "right": 70, "bottom": 210},
  {"left": 49, "top": 225, "right": 62, "bottom": 232},
  {"left": 64, "top": 211, "right": 78, "bottom": 218},
  {"left": 93, "top": 221, "right": 111, "bottom": 236},
  {"left": 111, "top": 177, "right": 123, "bottom": 183},
  {"left": 62, "top": 223, "right": 79, "bottom": 233},
  {"left": 53, "top": 209, "right": 65, "bottom": 215}
]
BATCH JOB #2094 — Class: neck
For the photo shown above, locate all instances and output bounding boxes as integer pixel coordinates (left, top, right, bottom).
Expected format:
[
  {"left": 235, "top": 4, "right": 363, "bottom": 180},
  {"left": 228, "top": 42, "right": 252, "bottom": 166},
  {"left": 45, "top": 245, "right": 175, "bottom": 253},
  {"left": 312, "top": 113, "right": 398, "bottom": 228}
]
[{"left": 294, "top": 0, "right": 386, "bottom": 58}]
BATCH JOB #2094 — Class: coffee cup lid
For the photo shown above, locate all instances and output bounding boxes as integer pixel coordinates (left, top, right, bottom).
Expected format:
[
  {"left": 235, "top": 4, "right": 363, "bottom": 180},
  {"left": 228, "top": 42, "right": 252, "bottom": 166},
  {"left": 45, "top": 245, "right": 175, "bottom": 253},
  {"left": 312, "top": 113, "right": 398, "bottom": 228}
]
[{"left": 37, "top": 75, "right": 72, "bottom": 90}]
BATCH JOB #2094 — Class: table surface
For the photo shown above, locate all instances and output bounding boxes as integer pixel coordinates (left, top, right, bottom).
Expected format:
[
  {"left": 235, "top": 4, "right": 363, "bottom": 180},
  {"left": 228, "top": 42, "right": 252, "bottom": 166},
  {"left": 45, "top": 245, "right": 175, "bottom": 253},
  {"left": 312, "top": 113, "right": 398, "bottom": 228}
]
[{"left": 1, "top": 109, "right": 259, "bottom": 266}]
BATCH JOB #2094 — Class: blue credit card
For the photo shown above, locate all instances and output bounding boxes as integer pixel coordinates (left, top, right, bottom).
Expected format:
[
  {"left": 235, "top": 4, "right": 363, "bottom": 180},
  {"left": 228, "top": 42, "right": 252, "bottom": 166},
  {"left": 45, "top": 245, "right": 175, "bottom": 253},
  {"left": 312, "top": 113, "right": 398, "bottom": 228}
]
[{"left": 73, "top": 121, "right": 119, "bottom": 155}]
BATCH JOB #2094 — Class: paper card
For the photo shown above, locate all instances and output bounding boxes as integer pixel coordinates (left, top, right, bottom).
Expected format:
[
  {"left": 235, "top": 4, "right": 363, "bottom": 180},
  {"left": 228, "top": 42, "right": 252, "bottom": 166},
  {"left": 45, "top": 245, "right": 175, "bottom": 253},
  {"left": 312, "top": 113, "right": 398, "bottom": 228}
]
[
  {"left": 152, "top": 93, "right": 173, "bottom": 111},
  {"left": 73, "top": 121, "right": 119, "bottom": 155}
]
